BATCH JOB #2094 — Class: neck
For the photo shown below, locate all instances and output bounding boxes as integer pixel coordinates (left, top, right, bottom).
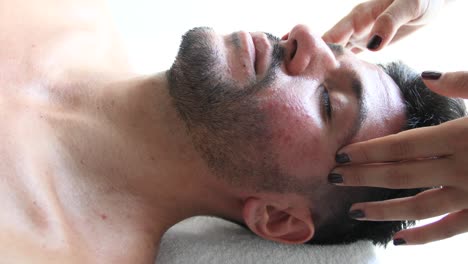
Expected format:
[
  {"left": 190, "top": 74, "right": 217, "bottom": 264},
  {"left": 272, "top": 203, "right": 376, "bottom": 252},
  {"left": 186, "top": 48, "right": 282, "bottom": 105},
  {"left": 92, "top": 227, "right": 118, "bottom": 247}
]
[{"left": 100, "top": 72, "right": 244, "bottom": 237}]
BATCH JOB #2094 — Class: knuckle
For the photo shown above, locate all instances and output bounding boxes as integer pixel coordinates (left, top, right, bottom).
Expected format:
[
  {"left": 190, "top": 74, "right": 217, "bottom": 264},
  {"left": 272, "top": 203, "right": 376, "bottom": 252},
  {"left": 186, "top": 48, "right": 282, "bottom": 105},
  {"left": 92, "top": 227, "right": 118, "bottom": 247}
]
[
  {"left": 447, "top": 74, "right": 468, "bottom": 94},
  {"left": 322, "top": 32, "right": 335, "bottom": 42},
  {"left": 408, "top": 202, "right": 433, "bottom": 219},
  {"left": 452, "top": 161, "right": 468, "bottom": 186},
  {"left": 383, "top": 166, "right": 409, "bottom": 188},
  {"left": 407, "top": 0, "right": 426, "bottom": 18},
  {"left": 388, "top": 139, "right": 413, "bottom": 159},
  {"left": 440, "top": 188, "right": 462, "bottom": 212},
  {"left": 350, "top": 3, "right": 370, "bottom": 30},
  {"left": 351, "top": 3, "right": 368, "bottom": 15},
  {"left": 347, "top": 170, "right": 366, "bottom": 186},
  {"left": 444, "top": 211, "right": 468, "bottom": 239},
  {"left": 453, "top": 75, "right": 468, "bottom": 90},
  {"left": 440, "top": 226, "right": 458, "bottom": 240},
  {"left": 415, "top": 235, "right": 431, "bottom": 245},
  {"left": 459, "top": 209, "right": 468, "bottom": 218},
  {"left": 450, "top": 123, "right": 468, "bottom": 153},
  {"left": 354, "top": 144, "right": 371, "bottom": 163},
  {"left": 377, "top": 12, "right": 397, "bottom": 32},
  {"left": 364, "top": 203, "right": 387, "bottom": 220}
]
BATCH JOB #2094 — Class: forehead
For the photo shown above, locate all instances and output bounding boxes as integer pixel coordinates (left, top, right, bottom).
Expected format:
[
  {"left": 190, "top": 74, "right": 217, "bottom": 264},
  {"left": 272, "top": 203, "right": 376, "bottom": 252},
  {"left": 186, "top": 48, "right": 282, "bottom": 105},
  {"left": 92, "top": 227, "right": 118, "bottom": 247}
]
[{"left": 338, "top": 53, "right": 406, "bottom": 143}]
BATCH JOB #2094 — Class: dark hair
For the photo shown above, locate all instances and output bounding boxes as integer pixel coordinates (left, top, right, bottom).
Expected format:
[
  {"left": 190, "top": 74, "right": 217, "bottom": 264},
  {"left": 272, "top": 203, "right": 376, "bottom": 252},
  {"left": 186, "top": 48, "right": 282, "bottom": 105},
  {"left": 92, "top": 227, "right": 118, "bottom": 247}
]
[{"left": 309, "top": 61, "right": 466, "bottom": 246}]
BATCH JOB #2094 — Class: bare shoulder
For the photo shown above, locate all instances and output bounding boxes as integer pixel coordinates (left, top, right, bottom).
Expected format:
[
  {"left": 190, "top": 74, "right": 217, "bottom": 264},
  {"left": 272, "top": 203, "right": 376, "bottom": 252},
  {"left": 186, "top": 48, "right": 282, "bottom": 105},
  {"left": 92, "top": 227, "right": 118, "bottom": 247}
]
[
  {"left": 0, "top": 3, "right": 157, "bottom": 262},
  {"left": 0, "top": 0, "right": 131, "bottom": 101},
  {"left": 0, "top": 235, "right": 87, "bottom": 264},
  {"left": 0, "top": 113, "right": 156, "bottom": 263},
  {"left": 0, "top": 106, "right": 156, "bottom": 263}
]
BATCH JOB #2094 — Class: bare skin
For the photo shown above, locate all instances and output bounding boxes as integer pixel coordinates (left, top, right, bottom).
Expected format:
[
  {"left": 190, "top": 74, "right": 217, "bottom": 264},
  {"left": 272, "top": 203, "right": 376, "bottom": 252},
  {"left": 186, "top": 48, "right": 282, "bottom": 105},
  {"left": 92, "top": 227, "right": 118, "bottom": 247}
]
[
  {"left": 0, "top": 1, "right": 408, "bottom": 262},
  {"left": 0, "top": 1, "right": 241, "bottom": 263}
]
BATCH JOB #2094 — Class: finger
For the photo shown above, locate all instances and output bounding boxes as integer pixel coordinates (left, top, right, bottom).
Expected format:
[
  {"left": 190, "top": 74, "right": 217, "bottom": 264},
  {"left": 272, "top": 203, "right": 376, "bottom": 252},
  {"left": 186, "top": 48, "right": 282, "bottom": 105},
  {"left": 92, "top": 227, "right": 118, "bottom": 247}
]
[
  {"left": 393, "top": 209, "right": 468, "bottom": 245},
  {"left": 350, "top": 47, "right": 363, "bottom": 54},
  {"left": 344, "top": 42, "right": 364, "bottom": 54},
  {"left": 332, "top": 157, "right": 456, "bottom": 189},
  {"left": 349, "top": 187, "right": 468, "bottom": 221},
  {"left": 322, "top": 18, "right": 354, "bottom": 45},
  {"left": 422, "top": 71, "right": 468, "bottom": 99},
  {"left": 336, "top": 122, "right": 454, "bottom": 164},
  {"left": 367, "top": 0, "right": 421, "bottom": 51},
  {"left": 388, "top": 24, "right": 424, "bottom": 44},
  {"left": 323, "top": 1, "right": 383, "bottom": 45}
]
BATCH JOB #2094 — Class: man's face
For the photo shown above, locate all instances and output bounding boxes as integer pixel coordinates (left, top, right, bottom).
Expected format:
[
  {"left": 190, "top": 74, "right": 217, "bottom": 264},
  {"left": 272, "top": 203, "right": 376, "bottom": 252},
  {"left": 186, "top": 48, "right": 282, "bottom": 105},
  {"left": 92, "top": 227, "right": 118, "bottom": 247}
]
[{"left": 168, "top": 24, "right": 406, "bottom": 192}]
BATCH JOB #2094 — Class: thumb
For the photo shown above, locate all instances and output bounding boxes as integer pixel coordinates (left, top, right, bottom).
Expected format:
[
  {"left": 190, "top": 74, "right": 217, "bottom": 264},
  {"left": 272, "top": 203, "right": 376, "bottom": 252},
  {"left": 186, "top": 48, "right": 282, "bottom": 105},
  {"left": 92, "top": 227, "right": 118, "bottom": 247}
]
[
  {"left": 422, "top": 71, "right": 468, "bottom": 99},
  {"left": 366, "top": 1, "right": 418, "bottom": 51}
]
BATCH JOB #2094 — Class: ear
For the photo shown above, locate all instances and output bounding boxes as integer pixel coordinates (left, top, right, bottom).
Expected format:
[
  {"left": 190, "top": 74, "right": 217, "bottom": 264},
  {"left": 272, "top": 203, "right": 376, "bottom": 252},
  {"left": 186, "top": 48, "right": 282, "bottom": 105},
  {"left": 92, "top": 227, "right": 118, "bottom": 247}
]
[{"left": 242, "top": 197, "right": 315, "bottom": 244}]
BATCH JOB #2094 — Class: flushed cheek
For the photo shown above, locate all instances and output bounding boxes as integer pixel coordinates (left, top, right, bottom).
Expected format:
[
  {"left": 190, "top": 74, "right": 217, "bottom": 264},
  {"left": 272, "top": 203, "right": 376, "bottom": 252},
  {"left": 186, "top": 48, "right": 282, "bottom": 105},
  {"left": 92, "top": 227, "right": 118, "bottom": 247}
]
[
  {"left": 278, "top": 133, "right": 325, "bottom": 171},
  {"left": 263, "top": 100, "right": 333, "bottom": 178}
]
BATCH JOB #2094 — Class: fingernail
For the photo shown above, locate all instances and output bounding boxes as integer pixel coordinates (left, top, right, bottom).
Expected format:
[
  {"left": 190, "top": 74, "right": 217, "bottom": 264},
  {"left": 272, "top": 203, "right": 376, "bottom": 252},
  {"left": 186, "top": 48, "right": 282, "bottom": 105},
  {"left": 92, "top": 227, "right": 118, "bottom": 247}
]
[
  {"left": 328, "top": 173, "right": 343, "bottom": 184},
  {"left": 367, "top": 35, "right": 382, "bottom": 50},
  {"left": 421, "top": 71, "right": 442, "bottom": 80},
  {"left": 393, "top": 238, "right": 407, "bottom": 246},
  {"left": 335, "top": 153, "right": 350, "bottom": 164},
  {"left": 349, "top": 209, "right": 366, "bottom": 219}
]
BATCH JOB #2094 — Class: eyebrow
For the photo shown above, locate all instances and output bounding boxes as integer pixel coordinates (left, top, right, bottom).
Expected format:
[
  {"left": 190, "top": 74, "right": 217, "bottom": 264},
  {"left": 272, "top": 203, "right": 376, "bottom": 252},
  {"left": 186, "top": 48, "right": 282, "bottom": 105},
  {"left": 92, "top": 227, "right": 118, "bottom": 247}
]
[
  {"left": 325, "top": 43, "right": 368, "bottom": 146},
  {"left": 340, "top": 72, "right": 368, "bottom": 147},
  {"left": 326, "top": 43, "right": 345, "bottom": 57}
]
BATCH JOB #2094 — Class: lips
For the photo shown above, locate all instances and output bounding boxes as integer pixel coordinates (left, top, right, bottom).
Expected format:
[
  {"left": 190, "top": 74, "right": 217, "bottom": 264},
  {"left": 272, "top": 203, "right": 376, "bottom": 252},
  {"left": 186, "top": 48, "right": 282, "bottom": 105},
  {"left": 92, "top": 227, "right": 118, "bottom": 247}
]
[
  {"left": 250, "top": 32, "right": 272, "bottom": 77},
  {"left": 244, "top": 32, "right": 256, "bottom": 76},
  {"left": 233, "top": 31, "right": 256, "bottom": 79},
  {"left": 232, "top": 31, "right": 272, "bottom": 80}
]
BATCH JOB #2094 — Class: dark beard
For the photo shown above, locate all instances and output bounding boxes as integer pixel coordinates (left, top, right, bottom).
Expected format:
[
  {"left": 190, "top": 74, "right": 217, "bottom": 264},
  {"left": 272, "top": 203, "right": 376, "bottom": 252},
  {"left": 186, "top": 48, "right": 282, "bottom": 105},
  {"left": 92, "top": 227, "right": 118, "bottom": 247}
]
[
  {"left": 167, "top": 27, "right": 283, "bottom": 125},
  {"left": 166, "top": 27, "right": 289, "bottom": 190}
]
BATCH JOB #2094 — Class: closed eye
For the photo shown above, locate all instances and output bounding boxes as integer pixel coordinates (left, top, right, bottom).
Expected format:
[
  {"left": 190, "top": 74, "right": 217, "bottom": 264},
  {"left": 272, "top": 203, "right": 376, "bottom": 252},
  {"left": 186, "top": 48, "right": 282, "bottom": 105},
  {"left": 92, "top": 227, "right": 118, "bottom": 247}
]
[{"left": 321, "top": 85, "right": 333, "bottom": 120}]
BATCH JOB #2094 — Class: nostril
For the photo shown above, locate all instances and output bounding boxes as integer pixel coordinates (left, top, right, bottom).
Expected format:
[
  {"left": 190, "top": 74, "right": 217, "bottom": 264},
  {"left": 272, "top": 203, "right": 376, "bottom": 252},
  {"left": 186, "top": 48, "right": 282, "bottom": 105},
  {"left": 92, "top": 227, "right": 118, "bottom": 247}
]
[{"left": 290, "top": 40, "right": 298, "bottom": 60}]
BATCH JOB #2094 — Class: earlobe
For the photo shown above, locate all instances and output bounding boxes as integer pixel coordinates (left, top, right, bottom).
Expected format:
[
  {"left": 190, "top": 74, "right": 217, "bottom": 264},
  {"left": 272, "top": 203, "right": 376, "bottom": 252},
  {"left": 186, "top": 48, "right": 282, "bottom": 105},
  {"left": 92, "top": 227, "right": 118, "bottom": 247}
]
[{"left": 242, "top": 197, "right": 315, "bottom": 244}]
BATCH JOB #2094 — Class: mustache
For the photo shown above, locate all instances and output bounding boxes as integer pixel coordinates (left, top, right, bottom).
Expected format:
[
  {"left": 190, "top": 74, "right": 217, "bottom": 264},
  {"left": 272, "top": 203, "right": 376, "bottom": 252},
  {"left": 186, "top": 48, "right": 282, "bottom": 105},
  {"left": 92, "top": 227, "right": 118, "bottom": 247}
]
[{"left": 264, "top": 32, "right": 285, "bottom": 70}]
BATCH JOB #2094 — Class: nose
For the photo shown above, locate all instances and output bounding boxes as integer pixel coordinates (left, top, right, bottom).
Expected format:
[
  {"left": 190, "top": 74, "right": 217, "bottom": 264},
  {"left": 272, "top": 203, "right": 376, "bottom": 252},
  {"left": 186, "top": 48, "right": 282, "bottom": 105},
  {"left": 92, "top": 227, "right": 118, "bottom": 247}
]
[{"left": 284, "top": 24, "right": 337, "bottom": 76}]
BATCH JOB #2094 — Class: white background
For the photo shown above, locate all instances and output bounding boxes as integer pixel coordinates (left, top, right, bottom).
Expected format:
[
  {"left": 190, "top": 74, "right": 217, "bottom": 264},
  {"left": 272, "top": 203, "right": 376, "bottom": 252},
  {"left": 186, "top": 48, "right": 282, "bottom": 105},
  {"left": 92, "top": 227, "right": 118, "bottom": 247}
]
[
  {"left": 108, "top": 0, "right": 468, "bottom": 73},
  {"left": 107, "top": 0, "right": 468, "bottom": 263}
]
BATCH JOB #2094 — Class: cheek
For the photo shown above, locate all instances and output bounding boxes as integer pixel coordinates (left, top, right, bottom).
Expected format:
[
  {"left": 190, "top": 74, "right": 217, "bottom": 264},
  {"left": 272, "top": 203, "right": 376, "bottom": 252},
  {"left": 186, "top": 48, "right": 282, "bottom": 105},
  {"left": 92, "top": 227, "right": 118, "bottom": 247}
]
[{"left": 262, "top": 100, "right": 333, "bottom": 178}]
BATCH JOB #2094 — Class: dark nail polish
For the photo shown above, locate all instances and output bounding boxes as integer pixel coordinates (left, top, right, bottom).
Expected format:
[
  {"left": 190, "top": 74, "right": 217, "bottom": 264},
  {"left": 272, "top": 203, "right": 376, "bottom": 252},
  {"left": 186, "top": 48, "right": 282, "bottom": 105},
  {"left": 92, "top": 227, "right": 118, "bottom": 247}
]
[
  {"left": 421, "top": 71, "right": 442, "bottom": 80},
  {"left": 349, "top": 210, "right": 366, "bottom": 219},
  {"left": 367, "top": 35, "right": 382, "bottom": 50},
  {"left": 335, "top": 153, "right": 350, "bottom": 164},
  {"left": 328, "top": 173, "right": 343, "bottom": 184},
  {"left": 393, "top": 238, "right": 407, "bottom": 246}
]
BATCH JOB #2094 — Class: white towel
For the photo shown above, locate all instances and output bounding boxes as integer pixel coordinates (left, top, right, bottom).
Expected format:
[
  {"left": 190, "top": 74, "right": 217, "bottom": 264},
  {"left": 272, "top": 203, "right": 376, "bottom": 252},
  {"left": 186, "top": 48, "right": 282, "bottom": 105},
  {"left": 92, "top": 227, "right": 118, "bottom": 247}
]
[{"left": 156, "top": 216, "right": 379, "bottom": 264}]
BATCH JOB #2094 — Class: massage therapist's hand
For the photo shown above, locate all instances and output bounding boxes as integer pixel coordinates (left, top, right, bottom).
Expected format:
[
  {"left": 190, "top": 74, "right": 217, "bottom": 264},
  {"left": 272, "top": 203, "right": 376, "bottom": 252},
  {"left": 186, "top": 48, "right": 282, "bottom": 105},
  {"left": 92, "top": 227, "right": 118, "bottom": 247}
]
[
  {"left": 329, "top": 71, "right": 468, "bottom": 245},
  {"left": 322, "top": 0, "right": 446, "bottom": 53}
]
